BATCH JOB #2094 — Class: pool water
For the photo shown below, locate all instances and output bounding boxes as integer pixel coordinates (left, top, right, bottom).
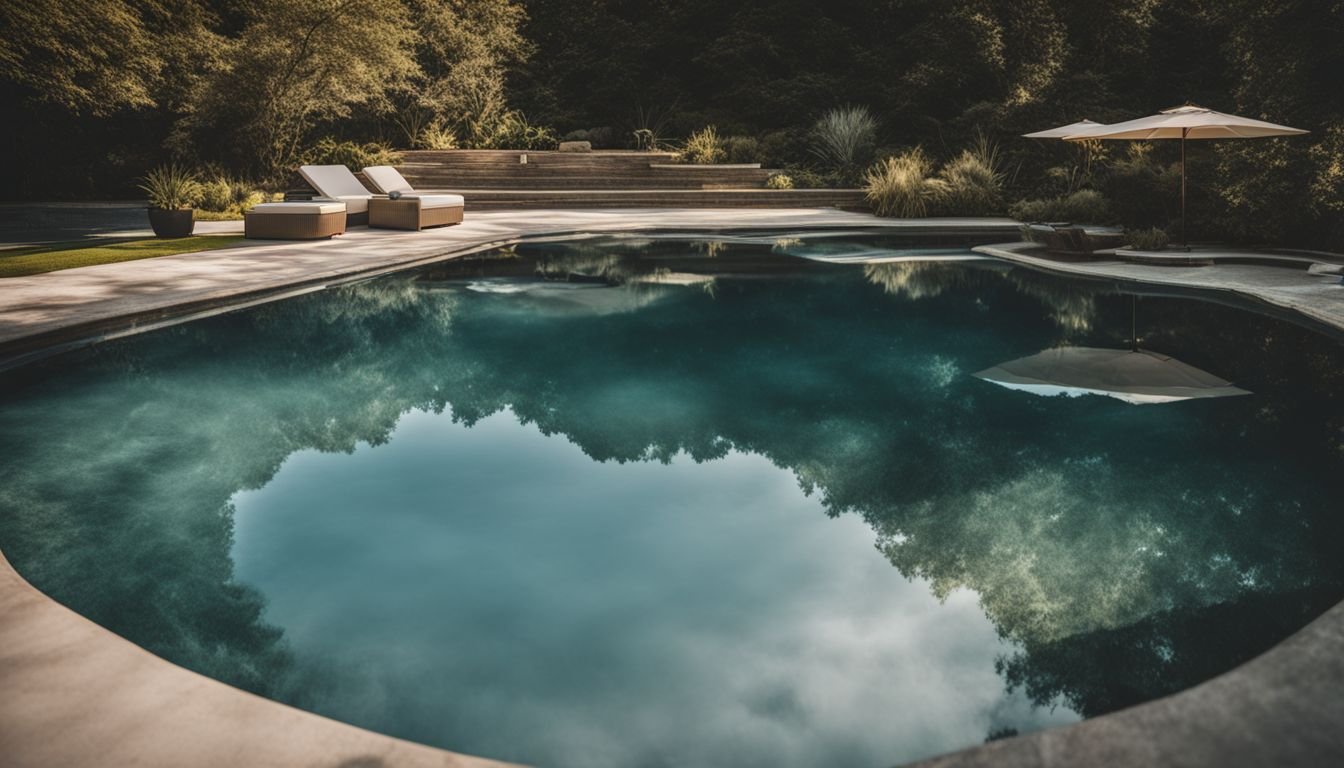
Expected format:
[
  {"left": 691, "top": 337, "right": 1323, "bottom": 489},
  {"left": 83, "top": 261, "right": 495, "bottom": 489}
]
[{"left": 2, "top": 235, "right": 1343, "bottom": 767}]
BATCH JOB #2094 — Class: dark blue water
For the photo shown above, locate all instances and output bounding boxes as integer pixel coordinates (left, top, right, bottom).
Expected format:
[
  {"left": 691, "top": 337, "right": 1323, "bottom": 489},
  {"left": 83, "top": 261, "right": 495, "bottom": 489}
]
[{"left": 2, "top": 236, "right": 1342, "bottom": 767}]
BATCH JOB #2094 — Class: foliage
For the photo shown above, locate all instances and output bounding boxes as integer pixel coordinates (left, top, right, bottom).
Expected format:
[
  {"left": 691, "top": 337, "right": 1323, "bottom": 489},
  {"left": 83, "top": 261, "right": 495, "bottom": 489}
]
[
  {"left": 1125, "top": 227, "right": 1170, "bottom": 251},
  {"left": 417, "top": 122, "right": 459, "bottom": 149},
  {"left": 460, "top": 108, "right": 556, "bottom": 149},
  {"left": 783, "top": 168, "right": 829, "bottom": 190},
  {"left": 197, "top": 175, "right": 268, "bottom": 216},
  {"left": 176, "top": 0, "right": 418, "bottom": 182},
  {"left": 1097, "top": 143, "right": 1181, "bottom": 231},
  {"left": 681, "top": 126, "right": 726, "bottom": 164},
  {"left": 305, "top": 137, "right": 402, "bottom": 171},
  {"left": 936, "top": 137, "right": 1004, "bottom": 215},
  {"left": 394, "top": 0, "right": 533, "bottom": 147},
  {"left": 722, "top": 135, "right": 764, "bottom": 164},
  {"left": 0, "top": 0, "right": 168, "bottom": 115},
  {"left": 864, "top": 148, "right": 945, "bottom": 218},
  {"left": 0, "top": 235, "right": 244, "bottom": 278},
  {"left": 138, "top": 165, "right": 202, "bottom": 210},
  {"left": 765, "top": 173, "right": 794, "bottom": 190},
  {"left": 1009, "top": 190, "right": 1112, "bottom": 224},
  {"left": 810, "top": 106, "right": 877, "bottom": 182}
]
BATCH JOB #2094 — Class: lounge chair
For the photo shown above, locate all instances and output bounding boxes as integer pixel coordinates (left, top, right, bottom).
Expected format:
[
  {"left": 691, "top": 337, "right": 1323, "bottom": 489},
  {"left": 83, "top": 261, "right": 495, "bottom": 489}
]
[
  {"left": 362, "top": 165, "right": 465, "bottom": 230},
  {"left": 297, "top": 165, "right": 377, "bottom": 226}
]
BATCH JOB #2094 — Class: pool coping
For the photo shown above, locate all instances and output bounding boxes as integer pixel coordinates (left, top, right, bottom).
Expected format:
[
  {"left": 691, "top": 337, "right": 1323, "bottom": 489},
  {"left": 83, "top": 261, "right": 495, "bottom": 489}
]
[{"left": 2, "top": 208, "right": 1344, "bottom": 767}]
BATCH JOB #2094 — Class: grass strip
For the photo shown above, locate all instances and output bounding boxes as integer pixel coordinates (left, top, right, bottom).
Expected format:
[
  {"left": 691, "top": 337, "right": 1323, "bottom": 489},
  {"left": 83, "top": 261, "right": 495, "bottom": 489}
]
[{"left": 0, "top": 235, "right": 247, "bottom": 278}]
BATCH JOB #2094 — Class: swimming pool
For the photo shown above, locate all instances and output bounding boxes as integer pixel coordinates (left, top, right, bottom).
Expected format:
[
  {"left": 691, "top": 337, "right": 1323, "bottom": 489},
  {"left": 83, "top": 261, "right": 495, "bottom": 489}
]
[{"left": 2, "top": 234, "right": 1342, "bottom": 767}]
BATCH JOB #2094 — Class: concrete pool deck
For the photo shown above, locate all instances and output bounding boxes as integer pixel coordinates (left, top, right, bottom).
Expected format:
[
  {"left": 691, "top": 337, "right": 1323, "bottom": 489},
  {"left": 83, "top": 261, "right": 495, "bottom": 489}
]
[{"left": 2, "top": 208, "right": 1344, "bottom": 767}]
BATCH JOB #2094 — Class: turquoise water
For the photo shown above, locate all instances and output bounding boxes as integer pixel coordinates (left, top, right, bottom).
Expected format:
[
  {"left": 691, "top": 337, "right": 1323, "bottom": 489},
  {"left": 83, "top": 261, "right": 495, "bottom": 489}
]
[{"left": 2, "top": 236, "right": 1343, "bottom": 767}]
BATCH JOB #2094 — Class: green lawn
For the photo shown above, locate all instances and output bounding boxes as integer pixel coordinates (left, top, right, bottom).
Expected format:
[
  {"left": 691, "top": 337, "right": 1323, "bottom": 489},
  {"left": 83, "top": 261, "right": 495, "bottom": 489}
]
[{"left": 0, "top": 235, "right": 247, "bottom": 278}]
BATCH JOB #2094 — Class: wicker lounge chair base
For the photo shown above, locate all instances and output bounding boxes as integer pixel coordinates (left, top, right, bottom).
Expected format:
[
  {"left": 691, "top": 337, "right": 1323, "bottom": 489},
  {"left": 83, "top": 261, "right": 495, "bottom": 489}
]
[
  {"left": 368, "top": 197, "right": 464, "bottom": 231},
  {"left": 245, "top": 202, "right": 347, "bottom": 240}
]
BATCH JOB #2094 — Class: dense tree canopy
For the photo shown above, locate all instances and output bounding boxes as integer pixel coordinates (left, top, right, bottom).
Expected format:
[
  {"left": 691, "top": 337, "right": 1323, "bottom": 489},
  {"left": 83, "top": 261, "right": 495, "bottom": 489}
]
[{"left": 2, "top": 0, "right": 1342, "bottom": 245}]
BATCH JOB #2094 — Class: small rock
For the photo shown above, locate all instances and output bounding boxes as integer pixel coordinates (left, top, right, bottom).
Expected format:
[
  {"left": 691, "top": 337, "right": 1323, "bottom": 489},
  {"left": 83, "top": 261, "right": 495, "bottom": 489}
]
[{"left": 558, "top": 141, "right": 592, "bottom": 153}]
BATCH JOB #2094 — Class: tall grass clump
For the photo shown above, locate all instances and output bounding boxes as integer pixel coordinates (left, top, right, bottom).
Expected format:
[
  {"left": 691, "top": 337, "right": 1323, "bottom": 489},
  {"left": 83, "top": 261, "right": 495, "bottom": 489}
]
[
  {"left": 682, "top": 126, "right": 726, "bottom": 164},
  {"left": 864, "top": 148, "right": 945, "bottom": 217},
  {"left": 138, "top": 165, "right": 202, "bottom": 210},
  {"left": 811, "top": 106, "right": 877, "bottom": 181},
  {"left": 937, "top": 136, "right": 1004, "bottom": 215}
]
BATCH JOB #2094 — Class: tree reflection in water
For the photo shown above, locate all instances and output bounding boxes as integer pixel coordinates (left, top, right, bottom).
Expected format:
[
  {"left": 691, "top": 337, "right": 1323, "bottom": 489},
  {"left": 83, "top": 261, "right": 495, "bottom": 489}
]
[{"left": 1, "top": 238, "right": 1342, "bottom": 731}]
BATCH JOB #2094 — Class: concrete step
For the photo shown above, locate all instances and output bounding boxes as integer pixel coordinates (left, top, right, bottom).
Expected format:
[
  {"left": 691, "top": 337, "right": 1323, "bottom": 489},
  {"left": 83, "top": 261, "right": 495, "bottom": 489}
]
[{"left": 429, "top": 189, "right": 870, "bottom": 211}]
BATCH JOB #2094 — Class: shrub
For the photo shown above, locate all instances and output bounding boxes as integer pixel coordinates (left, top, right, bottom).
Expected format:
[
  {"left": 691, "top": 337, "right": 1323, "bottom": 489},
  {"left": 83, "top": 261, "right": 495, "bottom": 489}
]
[
  {"left": 784, "top": 168, "right": 827, "bottom": 189},
  {"left": 138, "top": 165, "right": 202, "bottom": 210},
  {"left": 765, "top": 173, "right": 794, "bottom": 190},
  {"left": 198, "top": 178, "right": 233, "bottom": 212},
  {"left": 937, "top": 139, "right": 1004, "bottom": 215},
  {"left": 864, "top": 148, "right": 946, "bottom": 217},
  {"left": 1101, "top": 142, "right": 1180, "bottom": 229},
  {"left": 563, "top": 127, "right": 618, "bottom": 149},
  {"left": 305, "top": 138, "right": 401, "bottom": 171},
  {"left": 462, "top": 110, "right": 557, "bottom": 150},
  {"left": 195, "top": 173, "right": 268, "bottom": 217},
  {"left": 1009, "top": 189, "right": 1112, "bottom": 224},
  {"left": 682, "top": 126, "right": 726, "bottom": 164},
  {"left": 417, "top": 122, "right": 458, "bottom": 150},
  {"left": 722, "top": 135, "right": 764, "bottom": 164},
  {"left": 811, "top": 106, "right": 877, "bottom": 181},
  {"left": 1125, "top": 227, "right": 1170, "bottom": 251}
]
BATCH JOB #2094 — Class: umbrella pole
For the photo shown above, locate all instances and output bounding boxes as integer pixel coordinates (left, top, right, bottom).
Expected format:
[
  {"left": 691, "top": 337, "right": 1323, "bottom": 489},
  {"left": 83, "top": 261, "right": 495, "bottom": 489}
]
[{"left": 1180, "top": 128, "right": 1188, "bottom": 251}]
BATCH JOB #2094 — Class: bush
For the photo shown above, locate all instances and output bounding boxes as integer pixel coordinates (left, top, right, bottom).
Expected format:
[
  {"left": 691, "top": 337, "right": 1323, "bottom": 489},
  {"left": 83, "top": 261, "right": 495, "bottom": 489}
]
[
  {"left": 305, "top": 137, "right": 401, "bottom": 171},
  {"left": 937, "top": 139, "right": 1004, "bottom": 215},
  {"left": 563, "top": 127, "right": 618, "bottom": 149},
  {"left": 195, "top": 173, "right": 268, "bottom": 217},
  {"left": 811, "top": 106, "right": 877, "bottom": 181},
  {"left": 864, "top": 148, "right": 946, "bottom": 218},
  {"left": 1101, "top": 143, "right": 1180, "bottom": 229},
  {"left": 1009, "top": 189, "right": 1112, "bottom": 224},
  {"left": 198, "top": 178, "right": 233, "bottom": 212},
  {"left": 462, "top": 110, "right": 557, "bottom": 150},
  {"left": 783, "top": 168, "right": 827, "bottom": 189},
  {"left": 1125, "top": 227, "right": 1170, "bottom": 251},
  {"left": 722, "top": 135, "right": 764, "bottom": 164},
  {"left": 765, "top": 173, "right": 794, "bottom": 190},
  {"left": 417, "top": 122, "right": 458, "bottom": 150},
  {"left": 138, "top": 165, "right": 202, "bottom": 210},
  {"left": 682, "top": 126, "right": 726, "bottom": 164}
]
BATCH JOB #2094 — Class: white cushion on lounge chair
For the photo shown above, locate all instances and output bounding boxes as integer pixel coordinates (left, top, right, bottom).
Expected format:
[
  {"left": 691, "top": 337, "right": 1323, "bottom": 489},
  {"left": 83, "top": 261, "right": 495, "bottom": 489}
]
[
  {"left": 299, "top": 165, "right": 373, "bottom": 199},
  {"left": 249, "top": 202, "right": 345, "bottom": 215},
  {"left": 323, "top": 195, "right": 369, "bottom": 214},
  {"left": 404, "top": 193, "right": 465, "bottom": 209},
  {"left": 362, "top": 165, "right": 415, "bottom": 194}
]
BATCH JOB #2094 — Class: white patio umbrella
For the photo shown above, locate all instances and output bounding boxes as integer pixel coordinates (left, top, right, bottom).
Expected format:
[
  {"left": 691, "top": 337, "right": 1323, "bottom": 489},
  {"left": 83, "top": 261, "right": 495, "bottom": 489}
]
[
  {"left": 1067, "top": 105, "right": 1307, "bottom": 247},
  {"left": 1022, "top": 119, "right": 1106, "bottom": 139},
  {"left": 975, "top": 347, "right": 1251, "bottom": 405}
]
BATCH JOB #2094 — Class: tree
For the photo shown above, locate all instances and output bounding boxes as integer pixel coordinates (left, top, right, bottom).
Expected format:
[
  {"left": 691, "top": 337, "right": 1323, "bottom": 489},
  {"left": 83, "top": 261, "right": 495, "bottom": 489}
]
[
  {"left": 0, "top": 0, "right": 160, "bottom": 115},
  {"left": 176, "top": 0, "right": 419, "bottom": 180},
  {"left": 394, "top": 0, "right": 533, "bottom": 146}
]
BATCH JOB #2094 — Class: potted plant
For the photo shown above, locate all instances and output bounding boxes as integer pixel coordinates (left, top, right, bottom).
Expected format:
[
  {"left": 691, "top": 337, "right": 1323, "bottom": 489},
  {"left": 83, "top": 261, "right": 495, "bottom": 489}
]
[{"left": 139, "top": 165, "right": 202, "bottom": 238}]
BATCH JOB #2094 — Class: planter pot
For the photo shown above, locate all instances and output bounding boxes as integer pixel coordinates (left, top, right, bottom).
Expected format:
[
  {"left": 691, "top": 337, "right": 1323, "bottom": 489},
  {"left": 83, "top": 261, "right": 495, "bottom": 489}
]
[{"left": 147, "top": 207, "right": 195, "bottom": 238}]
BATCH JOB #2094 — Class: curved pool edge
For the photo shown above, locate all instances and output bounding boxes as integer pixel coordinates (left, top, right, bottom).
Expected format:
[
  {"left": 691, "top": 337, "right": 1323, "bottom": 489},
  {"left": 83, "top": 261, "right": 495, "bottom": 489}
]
[
  {"left": 0, "top": 547, "right": 522, "bottom": 768},
  {"left": 974, "top": 242, "right": 1344, "bottom": 338},
  {"left": 905, "top": 597, "right": 1344, "bottom": 768}
]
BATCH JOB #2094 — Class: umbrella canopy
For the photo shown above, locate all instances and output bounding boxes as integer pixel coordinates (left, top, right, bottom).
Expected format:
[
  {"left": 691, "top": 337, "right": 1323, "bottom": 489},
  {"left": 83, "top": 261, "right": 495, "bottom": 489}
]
[
  {"left": 1022, "top": 119, "right": 1106, "bottom": 139},
  {"left": 1065, "top": 105, "right": 1307, "bottom": 247},
  {"left": 1067, "top": 105, "right": 1307, "bottom": 141},
  {"left": 974, "top": 346, "right": 1251, "bottom": 404}
]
